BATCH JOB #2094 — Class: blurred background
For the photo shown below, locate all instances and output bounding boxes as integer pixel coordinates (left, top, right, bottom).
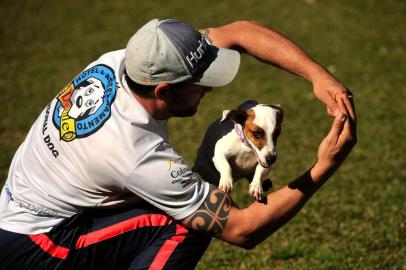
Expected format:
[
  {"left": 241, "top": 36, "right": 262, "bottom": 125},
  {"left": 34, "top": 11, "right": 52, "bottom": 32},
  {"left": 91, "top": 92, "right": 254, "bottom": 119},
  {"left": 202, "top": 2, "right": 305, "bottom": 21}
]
[{"left": 0, "top": 0, "right": 405, "bottom": 269}]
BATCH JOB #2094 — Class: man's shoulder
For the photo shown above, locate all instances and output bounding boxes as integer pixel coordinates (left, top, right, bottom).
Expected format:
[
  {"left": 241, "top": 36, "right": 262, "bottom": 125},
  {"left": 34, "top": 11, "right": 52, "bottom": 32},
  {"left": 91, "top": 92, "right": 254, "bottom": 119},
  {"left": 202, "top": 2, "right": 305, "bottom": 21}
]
[
  {"left": 98, "top": 49, "right": 126, "bottom": 62},
  {"left": 82, "top": 49, "right": 126, "bottom": 71}
]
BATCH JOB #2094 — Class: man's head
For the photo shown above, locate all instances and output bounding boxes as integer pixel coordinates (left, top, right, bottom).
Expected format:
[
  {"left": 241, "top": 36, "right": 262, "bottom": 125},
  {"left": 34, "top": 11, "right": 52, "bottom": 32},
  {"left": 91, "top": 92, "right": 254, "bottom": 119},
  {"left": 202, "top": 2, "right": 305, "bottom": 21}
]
[
  {"left": 124, "top": 19, "right": 240, "bottom": 119},
  {"left": 125, "top": 18, "right": 240, "bottom": 87}
]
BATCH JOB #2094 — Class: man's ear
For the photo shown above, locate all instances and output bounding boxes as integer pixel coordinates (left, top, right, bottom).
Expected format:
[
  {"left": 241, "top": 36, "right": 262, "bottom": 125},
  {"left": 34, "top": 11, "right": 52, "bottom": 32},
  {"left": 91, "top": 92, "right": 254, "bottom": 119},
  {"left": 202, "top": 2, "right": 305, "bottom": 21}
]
[
  {"left": 154, "top": 83, "right": 171, "bottom": 100},
  {"left": 220, "top": 109, "right": 248, "bottom": 124}
]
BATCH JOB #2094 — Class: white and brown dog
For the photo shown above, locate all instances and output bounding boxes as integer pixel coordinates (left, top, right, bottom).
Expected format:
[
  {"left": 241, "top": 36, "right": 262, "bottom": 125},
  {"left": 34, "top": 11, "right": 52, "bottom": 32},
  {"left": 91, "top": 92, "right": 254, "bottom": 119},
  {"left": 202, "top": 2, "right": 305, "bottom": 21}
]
[{"left": 193, "top": 100, "right": 283, "bottom": 201}]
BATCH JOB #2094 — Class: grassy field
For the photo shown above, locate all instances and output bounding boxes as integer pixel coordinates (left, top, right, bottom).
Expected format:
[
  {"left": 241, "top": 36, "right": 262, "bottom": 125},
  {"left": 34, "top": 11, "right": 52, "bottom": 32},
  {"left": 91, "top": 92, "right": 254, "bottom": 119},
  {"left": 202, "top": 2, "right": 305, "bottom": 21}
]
[{"left": 1, "top": 0, "right": 405, "bottom": 269}]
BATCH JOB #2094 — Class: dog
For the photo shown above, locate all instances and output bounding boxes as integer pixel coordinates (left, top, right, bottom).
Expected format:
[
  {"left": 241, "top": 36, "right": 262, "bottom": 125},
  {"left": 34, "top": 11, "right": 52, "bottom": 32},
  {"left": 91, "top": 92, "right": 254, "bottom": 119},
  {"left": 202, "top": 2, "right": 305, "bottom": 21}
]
[{"left": 193, "top": 100, "right": 283, "bottom": 201}]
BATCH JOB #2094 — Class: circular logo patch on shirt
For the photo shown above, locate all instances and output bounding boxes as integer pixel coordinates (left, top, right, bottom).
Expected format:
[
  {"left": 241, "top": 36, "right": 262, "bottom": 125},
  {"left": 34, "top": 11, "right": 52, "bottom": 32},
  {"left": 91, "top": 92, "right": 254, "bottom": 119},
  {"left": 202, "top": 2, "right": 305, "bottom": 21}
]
[{"left": 52, "top": 64, "right": 117, "bottom": 142}]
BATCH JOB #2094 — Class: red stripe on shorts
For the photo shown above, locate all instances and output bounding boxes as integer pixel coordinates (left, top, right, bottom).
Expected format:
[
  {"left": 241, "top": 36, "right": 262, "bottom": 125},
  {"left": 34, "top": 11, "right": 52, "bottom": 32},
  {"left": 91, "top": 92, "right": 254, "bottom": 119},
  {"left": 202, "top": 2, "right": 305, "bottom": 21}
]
[
  {"left": 29, "top": 234, "right": 70, "bottom": 260},
  {"left": 148, "top": 223, "right": 189, "bottom": 270},
  {"left": 75, "top": 213, "right": 172, "bottom": 249}
]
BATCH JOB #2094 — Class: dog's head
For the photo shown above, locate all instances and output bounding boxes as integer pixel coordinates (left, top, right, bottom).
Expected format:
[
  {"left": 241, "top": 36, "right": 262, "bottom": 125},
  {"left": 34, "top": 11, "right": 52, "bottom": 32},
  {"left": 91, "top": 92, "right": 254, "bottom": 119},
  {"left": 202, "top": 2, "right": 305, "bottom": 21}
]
[
  {"left": 221, "top": 100, "right": 283, "bottom": 168},
  {"left": 68, "top": 78, "right": 105, "bottom": 120}
]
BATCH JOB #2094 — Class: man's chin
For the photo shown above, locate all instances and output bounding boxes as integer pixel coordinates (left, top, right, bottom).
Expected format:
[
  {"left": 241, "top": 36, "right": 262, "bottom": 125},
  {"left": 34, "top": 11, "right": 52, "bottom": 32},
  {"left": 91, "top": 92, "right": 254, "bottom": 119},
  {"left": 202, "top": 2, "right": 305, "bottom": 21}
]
[{"left": 170, "top": 108, "right": 198, "bottom": 118}]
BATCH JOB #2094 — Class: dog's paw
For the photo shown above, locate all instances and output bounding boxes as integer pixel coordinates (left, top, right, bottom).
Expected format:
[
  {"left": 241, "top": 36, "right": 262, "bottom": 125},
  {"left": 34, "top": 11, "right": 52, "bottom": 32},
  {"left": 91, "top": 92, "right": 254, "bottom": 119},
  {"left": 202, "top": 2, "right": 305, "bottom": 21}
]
[
  {"left": 218, "top": 177, "right": 233, "bottom": 193},
  {"left": 249, "top": 182, "right": 264, "bottom": 201}
]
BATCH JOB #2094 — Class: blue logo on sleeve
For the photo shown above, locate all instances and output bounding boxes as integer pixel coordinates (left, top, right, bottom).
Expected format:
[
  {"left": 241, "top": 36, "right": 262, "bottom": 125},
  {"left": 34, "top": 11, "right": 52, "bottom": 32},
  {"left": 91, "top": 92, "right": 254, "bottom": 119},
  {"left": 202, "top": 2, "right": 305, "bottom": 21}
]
[{"left": 52, "top": 64, "right": 117, "bottom": 142}]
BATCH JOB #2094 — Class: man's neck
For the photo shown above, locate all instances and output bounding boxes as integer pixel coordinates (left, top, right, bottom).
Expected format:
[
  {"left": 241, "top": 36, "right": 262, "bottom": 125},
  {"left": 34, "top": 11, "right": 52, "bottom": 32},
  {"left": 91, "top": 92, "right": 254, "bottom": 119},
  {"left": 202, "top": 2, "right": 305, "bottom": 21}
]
[{"left": 130, "top": 92, "right": 170, "bottom": 120}]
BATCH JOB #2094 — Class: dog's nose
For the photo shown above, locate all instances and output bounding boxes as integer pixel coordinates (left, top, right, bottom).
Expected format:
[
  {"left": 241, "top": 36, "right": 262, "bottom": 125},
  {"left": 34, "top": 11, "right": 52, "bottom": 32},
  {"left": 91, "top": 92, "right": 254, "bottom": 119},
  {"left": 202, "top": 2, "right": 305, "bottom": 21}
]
[{"left": 266, "top": 156, "right": 277, "bottom": 166}]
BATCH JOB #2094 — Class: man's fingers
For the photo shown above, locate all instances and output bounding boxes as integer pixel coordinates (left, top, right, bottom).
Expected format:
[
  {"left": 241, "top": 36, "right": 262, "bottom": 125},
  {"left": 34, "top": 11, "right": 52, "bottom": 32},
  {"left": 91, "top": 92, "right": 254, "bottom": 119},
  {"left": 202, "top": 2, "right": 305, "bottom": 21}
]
[
  {"left": 342, "top": 94, "right": 356, "bottom": 121},
  {"left": 328, "top": 113, "right": 346, "bottom": 142},
  {"left": 337, "top": 95, "right": 350, "bottom": 118},
  {"left": 338, "top": 94, "right": 357, "bottom": 139},
  {"left": 337, "top": 96, "right": 350, "bottom": 116},
  {"left": 337, "top": 96, "right": 355, "bottom": 131},
  {"left": 325, "top": 93, "right": 340, "bottom": 117},
  {"left": 326, "top": 107, "right": 335, "bottom": 117},
  {"left": 340, "top": 117, "right": 351, "bottom": 137},
  {"left": 325, "top": 89, "right": 350, "bottom": 117}
]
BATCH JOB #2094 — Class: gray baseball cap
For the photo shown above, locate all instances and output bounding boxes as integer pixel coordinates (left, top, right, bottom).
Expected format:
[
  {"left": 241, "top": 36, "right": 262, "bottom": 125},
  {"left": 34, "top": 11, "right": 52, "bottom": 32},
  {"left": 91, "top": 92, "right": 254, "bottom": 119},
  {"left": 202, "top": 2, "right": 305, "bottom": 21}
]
[{"left": 125, "top": 19, "right": 240, "bottom": 87}]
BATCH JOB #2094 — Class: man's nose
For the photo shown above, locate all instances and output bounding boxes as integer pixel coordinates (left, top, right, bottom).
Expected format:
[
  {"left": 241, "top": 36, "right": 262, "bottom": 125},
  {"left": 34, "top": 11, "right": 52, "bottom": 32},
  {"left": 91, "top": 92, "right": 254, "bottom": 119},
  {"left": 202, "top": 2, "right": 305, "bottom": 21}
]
[{"left": 265, "top": 155, "right": 277, "bottom": 166}]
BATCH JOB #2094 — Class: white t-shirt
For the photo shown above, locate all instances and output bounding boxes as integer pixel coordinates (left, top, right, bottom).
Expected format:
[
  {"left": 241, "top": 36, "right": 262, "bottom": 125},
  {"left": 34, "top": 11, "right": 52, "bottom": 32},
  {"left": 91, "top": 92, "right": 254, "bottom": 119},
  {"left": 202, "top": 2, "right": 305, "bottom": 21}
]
[{"left": 0, "top": 50, "right": 210, "bottom": 234}]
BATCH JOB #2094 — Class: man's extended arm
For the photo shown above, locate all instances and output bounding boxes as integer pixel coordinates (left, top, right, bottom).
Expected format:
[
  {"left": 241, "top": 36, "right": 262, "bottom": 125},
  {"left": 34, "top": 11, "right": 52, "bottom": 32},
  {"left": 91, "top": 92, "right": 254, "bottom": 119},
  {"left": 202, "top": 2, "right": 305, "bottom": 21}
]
[
  {"left": 206, "top": 21, "right": 351, "bottom": 117},
  {"left": 182, "top": 95, "right": 356, "bottom": 249}
]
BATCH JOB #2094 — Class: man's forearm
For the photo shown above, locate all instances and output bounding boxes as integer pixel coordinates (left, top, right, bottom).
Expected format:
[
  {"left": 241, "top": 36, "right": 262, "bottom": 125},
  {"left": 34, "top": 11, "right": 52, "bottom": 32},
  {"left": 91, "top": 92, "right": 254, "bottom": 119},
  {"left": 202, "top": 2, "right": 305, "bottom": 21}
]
[
  {"left": 182, "top": 165, "right": 327, "bottom": 250},
  {"left": 221, "top": 166, "right": 326, "bottom": 249},
  {"left": 209, "top": 20, "right": 329, "bottom": 82}
]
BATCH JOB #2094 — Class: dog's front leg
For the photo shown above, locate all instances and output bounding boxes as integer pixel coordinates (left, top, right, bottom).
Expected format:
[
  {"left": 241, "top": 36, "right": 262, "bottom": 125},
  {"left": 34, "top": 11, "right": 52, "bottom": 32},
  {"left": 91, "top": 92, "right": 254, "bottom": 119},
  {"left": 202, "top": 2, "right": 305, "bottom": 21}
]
[
  {"left": 249, "top": 165, "right": 271, "bottom": 200},
  {"left": 212, "top": 153, "right": 234, "bottom": 193}
]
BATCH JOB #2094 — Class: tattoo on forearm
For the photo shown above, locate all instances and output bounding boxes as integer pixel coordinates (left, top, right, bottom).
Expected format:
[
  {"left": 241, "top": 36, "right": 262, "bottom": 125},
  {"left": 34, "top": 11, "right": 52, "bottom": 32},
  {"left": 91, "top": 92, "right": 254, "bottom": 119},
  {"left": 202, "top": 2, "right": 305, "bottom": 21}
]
[{"left": 185, "top": 185, "right": 232, "bottom": 237}]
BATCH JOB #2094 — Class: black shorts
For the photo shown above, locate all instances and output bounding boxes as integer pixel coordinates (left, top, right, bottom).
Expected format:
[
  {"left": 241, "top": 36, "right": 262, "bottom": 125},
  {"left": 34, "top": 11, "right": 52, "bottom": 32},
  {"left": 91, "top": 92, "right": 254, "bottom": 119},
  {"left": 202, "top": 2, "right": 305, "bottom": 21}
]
[{"left": 0, "top": 205, "right": 211, "bottom": 270}]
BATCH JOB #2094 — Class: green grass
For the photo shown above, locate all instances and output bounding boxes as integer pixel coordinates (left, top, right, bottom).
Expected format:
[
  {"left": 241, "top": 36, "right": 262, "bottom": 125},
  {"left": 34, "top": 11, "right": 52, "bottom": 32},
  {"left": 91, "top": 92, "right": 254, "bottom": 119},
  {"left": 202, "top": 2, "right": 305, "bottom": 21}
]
[{"left": 1, "top": 0, "right": 405, "bottom": 269}]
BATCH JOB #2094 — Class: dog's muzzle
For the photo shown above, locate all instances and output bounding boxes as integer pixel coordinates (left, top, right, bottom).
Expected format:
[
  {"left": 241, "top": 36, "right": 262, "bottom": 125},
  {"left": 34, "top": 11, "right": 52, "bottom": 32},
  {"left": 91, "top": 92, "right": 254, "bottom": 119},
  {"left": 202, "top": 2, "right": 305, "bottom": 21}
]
[{"left": 265, "top": 156, "right": 277, "bottom": 166}]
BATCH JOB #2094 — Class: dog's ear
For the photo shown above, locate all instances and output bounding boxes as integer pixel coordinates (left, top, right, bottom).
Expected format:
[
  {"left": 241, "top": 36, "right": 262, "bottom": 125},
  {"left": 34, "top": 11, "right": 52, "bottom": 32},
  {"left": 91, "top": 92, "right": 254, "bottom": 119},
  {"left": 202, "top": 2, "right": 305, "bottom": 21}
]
[
  {"left": 267, "top": 104, "right": 284, "bottom": 124},
  {"left": 238, "top": 100, "right": 258, "bottom": 111},
  {"left": 220, "top": 109, "right": 248, "bottom": 124}
]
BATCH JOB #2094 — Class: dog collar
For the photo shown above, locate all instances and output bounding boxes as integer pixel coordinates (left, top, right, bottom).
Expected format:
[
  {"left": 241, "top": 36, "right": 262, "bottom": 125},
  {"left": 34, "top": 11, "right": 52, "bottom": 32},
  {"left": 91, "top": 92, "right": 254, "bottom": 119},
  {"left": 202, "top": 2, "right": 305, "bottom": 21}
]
[{"left": 234, "top": 124, "right": 251, "bottom": 147}]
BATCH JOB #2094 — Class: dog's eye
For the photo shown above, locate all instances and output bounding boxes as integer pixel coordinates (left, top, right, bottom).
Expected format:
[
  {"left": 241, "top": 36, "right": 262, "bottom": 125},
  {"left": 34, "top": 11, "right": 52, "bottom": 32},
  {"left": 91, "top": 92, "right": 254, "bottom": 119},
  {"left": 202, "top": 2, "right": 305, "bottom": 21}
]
[
  {"left": 85, "top": 87, "right": 95, "bottom": 96},
  {"left": 252, "top": 130, "right": 264, "bottom": 139},
  {"left": 86, "top": 99, "right": 95, "bottom": 107}
]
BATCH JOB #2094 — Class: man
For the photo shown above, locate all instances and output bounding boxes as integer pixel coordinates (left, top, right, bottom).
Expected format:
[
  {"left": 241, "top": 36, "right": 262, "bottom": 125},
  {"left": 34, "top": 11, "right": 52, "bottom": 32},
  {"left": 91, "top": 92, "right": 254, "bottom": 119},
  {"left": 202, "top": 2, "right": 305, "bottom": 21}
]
[{"left": 0, "top": 19, "right": 356, "bottom": 269}]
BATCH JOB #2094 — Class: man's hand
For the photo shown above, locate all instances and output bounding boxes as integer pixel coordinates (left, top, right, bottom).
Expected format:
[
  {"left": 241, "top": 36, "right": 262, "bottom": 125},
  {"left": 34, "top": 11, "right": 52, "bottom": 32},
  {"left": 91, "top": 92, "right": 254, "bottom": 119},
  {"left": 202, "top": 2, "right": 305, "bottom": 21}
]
[
  {"left": 311, "top": 94, "right": 357, "bottom": 182},
  {"left": 311, "top": 72, "right": 353, "bottom": 117}
]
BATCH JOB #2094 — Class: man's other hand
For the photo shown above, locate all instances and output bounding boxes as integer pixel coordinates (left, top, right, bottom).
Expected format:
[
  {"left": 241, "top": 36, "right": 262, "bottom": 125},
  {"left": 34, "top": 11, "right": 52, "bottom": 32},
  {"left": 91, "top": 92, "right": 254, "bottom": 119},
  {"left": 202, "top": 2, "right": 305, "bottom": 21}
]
[{"left": 311, "top": 94, "right": 357, "bottom": 182}]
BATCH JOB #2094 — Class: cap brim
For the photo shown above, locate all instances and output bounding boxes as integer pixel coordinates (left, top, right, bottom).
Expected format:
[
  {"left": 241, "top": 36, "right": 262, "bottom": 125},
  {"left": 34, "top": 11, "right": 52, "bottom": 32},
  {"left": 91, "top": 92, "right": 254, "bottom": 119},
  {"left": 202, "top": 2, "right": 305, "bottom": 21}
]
[{"left": 195, "top": 46, "right": 240, "bottom": 87}]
